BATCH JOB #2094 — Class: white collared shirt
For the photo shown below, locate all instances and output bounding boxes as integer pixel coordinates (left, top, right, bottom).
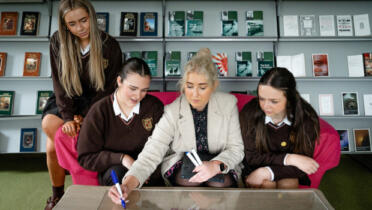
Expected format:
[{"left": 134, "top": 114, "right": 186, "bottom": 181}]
[
  {"left": 264, "top": 115, "right": 292, "bottom": 181},
  {"left": 113, "top": 90, "right": 140, "bottom": 122},
  {"left": 80, "top": 44, "right": 91, "bottom": 55}
]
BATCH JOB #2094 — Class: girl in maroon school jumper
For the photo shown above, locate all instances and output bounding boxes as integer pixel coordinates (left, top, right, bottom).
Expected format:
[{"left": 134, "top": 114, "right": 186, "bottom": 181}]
[
  {"left": 240, "top": 67, "right": 320, "bottom": 189},
  {"left": 77, "top": 58, "right": 164, "bottom": 186},
  {"left": 41, "top": 0, "right": 122, "bottom": 208}
]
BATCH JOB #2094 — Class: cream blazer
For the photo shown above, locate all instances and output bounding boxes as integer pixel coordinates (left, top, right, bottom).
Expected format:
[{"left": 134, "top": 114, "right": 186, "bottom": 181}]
[{"left": 125, "top": 92, "right": 244, "bottom": 186}]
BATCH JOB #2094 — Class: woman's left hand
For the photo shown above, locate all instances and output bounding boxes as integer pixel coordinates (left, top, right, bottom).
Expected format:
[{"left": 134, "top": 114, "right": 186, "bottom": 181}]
[{"left": 188, "top": 161, "right": 220, "bottom": 183}]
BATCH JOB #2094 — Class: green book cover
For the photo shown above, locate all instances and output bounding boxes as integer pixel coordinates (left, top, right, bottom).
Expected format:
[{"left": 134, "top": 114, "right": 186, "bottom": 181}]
[
  {"left": 186, "top": 11, "right": 203, "bottom": 36},
  {"left": 246, "top": 11, "right": 264, "bottom": 36},
  {"left": 168, "top": 11, "right": 185, "bottom": 36},
  {"left": 124, "top": 51, "right": 142, "bottom": 61},
  {"left": 165, "top": 51, "right": 181, "bottom": 76},
  {"left": 236, "top": 51, "right": 252, "bottom": 77},
  {"left": 0, "top": 90, "right": 15, "bottom": 115},
  {"left": 221, "top": 11, "right": 238, "bottom": 36},
  {"left": 142, "top": 51, "right": 158, "bottom": 76},
  {"left": 257, "top": 51, "right": 274, "bottom": 77},
  {"left": 36, "top": 90, "right": 53, "bottom": 114}
]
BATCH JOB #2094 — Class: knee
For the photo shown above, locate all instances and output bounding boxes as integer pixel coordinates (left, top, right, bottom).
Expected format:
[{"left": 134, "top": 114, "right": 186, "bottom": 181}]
[
  {"left": 277, "top": 178, "right": 299, "bottom": 189},
  {"left": 42, "top": 114, "right": 63, "bottom": 138}
]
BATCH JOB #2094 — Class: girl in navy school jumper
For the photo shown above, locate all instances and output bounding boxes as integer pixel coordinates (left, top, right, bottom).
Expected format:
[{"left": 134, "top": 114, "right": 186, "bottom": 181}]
[{"left": 240, "top": 67, "right": 320, "bottom": 189}]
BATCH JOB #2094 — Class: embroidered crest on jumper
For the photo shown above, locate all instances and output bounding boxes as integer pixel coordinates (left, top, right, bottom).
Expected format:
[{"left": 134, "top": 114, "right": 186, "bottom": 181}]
[
  {"left": 142, "top": 117, "right": 153, "bottom": 131},
  {"left": 103, "top": 58, "right": 109, "bottom": 69}
]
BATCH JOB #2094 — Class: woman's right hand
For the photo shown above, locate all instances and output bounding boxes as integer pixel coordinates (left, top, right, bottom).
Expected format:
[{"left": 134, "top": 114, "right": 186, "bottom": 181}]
[
  {"left": 108, "top": 175, "right": 139, "bottom": 205},
  {"left": 61, "top": 120, "right": 78, "bottom": 137},
  {"left": 286, "top": 154, "right": 319, "bottom": 175},
  {"left": 121, "top": 154, "right": 135, "bottom": 170}
]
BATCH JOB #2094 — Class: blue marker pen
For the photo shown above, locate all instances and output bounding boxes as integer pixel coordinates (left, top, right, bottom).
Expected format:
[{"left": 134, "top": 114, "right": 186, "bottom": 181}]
[{"left": 110, "top": 170, "right": 126, "bottom": 209}]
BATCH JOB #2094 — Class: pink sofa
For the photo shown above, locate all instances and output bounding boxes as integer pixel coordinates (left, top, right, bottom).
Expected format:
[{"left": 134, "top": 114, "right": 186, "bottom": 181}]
[{"left": 54, "top": 92, "right": 340, "bottom": 188}]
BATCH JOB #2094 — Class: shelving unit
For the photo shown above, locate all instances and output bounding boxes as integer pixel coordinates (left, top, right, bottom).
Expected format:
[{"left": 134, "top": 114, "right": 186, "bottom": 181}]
[{"left": 0, "top": 0, "right": 371, "bottom": 154}]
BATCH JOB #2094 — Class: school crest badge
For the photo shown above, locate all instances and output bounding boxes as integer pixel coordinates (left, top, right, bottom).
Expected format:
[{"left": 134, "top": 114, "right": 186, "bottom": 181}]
[
  {"left": 103, "top": 58, "right": 109, "bottom": 69},
  {"left": 142, "top": 117, "right": 153, "bottom": 131}
]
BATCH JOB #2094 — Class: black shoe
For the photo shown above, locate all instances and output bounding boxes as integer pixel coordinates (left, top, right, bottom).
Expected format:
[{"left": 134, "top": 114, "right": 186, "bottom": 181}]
[{"left": 44, "top": 196, "right": 60, "bottom": 210}]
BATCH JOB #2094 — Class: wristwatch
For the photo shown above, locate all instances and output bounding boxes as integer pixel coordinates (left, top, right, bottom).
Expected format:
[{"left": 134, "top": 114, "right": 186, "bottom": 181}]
[{"left": 219, "top": 163, "right": 225, "bottom": 172}]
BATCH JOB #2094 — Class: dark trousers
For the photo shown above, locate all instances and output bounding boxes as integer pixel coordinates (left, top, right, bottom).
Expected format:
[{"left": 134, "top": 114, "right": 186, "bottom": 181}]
[{"left": 98, "top": 164, "right": 165, "bottom": 186}]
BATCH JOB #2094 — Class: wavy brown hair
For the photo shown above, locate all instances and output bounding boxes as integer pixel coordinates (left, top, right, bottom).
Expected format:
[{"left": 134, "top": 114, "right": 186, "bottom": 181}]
[
  {"left": 240, "top": 67, "right": 319, "bottom": 157},
  {"left": 58, "top": 0, "right": 104, "bottom": 98}
]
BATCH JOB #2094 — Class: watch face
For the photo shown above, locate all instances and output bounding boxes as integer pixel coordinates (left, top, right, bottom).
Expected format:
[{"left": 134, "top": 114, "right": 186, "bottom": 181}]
[{"left": 220, "top": 163, "right": 225, "bottom": 171}]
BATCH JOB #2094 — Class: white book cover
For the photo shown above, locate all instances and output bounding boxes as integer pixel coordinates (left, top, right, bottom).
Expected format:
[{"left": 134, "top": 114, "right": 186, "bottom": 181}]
[
  {"left": 347, "top": 55, "right": 364, "bottom": 77},
  {"left": 300, "top": 15, "right": 316, "bottom": 36},
  {"left": 336, "top": 15, "right": 353, "bottom": 36},
  {"left": 353, "top": 14, "right": 371, "bottom": 36},
  {"left": 319, "top": 15, "right": 335, "bottom": 36},
  {"left": 283, "top": 15, "right": 299, "bottom": 36},
  {"left": 364, "top": 94, "right": 372, "bottom": 116},
  {"left": 301, "top": 93, "right": 311, "bottom": 104},
  {"left": 319, "top": 94, "right": 334, "bottom": 116},
  {"left": 277, "top": 53, "right": 306, "bottom": 77}
]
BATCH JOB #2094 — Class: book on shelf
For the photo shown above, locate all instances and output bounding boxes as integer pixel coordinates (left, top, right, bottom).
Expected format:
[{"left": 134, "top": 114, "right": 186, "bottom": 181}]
[
  {"left": 257, "top": 51, "right": 274, "bottom": 77},
  {"left": 300, "top": 93, "right": 310, "bottom": 104},
  {"left": 0, "top": 52, "right": 7, "bottom": 76},
  {"left": 283, "top": 15, "right": 299, "bottom": 36},
  {"left": 20, "top": 11, "right": 40, "bottom": 36},
  {"left": 342, "top": 92, "right": 359, "bottom": 116},
  {"left": 246, "top": 10, "right": 263, "bottom": 36},
  {"left": 300, "top": 15, "right": 316, "bottom": 36},
  {"left": 123, "top": 51, "right": 141, "bottom": 62},
  {"left": 363, "top": 52, "right": 372, "bottom": 76},
  {"left": 120, "top": 12, "right": 138, "bottom": 36},
  {"left": 235, "top": 51, "right": 252, "bottom": 77},
  {"left": 221, "top": 11, "right": 238, "bottom": 36},
  {"left": 318, "top": 94, "right": 334, "bottom": 116},
  {"left": 165, "top": 51, "right": 181, "bottom": 76},
  {"left": 319, "top": 15, "right": 335, "bottom": 36},
  {"left": 36, "top": 90, "right": 53, "bottom": 114},
  {"left": 276, "top": 53, "right": 306, "bottom": 77},
  {"left": 0, "top": 12, "right": 18, "bottom": 35},
  {"left": 337, "top": 129, "right": 350, "bottom": 152},
  {"left": 336, "top": 15, "right": 353, "bottom": 36},
  {"left": 353, "top": 129, "right": 371, "bottom": 152},
  {"left": 20, "top": 128, "right": 37, "bottom": 152},
  {"left": 347, "top": 55, "right": 364, "bottom": 77},
  {"left": 0, "top": 90, "right": 15, "bottom": 116},
  {"left": 364, "top": 94, "right": 372, "bottom": 116},
  {"left": 23, "top": 52, "right": 41, "bottom": 76},
  {"left": 96, "top": 12, "right": 109, "bottom": 33},
  {"left": 186, "top": 11, "right": 203, "bottom": 37},
  {"left": 140, "top": 12, "right": 158, "bottom": 36},
  {"left": 187, "top": 51, "right": 197, "bottom": 61},
  {"left": 142, "top": 51, "right": 158, "bottom": 76},
  {"left": 212, "top": 52, "right": 228, "bottom": 77},
  {"left": 312, "top": 53, "right": 329, "bottom": 77},
  {"left": 168, "top": 11, "right": 185, "bottom": 37},
  {"left": 353, "top": 14, "right": 371, "bottom": 36}
]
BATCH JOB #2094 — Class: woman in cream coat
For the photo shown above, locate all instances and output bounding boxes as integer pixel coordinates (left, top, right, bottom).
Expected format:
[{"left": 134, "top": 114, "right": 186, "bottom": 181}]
[{"left": 109, "top": 48, "right": 244, "bottom": 203}]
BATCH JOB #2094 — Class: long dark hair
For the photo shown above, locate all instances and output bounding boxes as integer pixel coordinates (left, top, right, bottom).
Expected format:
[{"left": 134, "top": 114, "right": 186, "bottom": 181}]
[{"left": 240, "top": 67, "right": 319, "bottom": 157}]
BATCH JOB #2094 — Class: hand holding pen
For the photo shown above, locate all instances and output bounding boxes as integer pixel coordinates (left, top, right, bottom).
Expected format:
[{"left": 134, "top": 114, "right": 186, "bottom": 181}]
[
  {"left": 108, "top": 174, "right": 140, "bottom": 207},
  {"left": 110, "top": 170, "right": 126, "bottom": 209},
  {"left": 187, "top": 149, "right": 221, "bottom": 183}
]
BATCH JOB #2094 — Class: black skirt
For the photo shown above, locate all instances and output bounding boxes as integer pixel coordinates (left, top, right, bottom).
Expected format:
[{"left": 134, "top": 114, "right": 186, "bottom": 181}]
[{"left": 41, "top": 93, "right": 61, "bottom": 119}]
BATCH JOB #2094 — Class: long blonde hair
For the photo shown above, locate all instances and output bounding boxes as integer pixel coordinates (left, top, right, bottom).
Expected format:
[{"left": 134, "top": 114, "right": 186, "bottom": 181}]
[
  {"left": 179, "top": 48, "right": 218, "bottom": 93},
  {"left": 58, "top": 0, "right": 104, "bottom": 98}
]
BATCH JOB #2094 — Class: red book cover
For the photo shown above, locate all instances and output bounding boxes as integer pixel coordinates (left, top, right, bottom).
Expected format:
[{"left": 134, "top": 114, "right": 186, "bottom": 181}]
[
  {"left": 212, "top": 52, "right": 228, "bottom": 77},
  {"left": 0, "top": 52, "right": 7, "bottom": 76},
  {"left": 0, "top": 12, "right": 18, "bottom": 35},
  {"left": 312, "top": 53, "right": 329, "bottom": 77},
  {"left": 23, "top": 52, "right": 41, "bottom": 76},
  {"left": 363, "top": 52, "right": 372, "bottom": 76}
]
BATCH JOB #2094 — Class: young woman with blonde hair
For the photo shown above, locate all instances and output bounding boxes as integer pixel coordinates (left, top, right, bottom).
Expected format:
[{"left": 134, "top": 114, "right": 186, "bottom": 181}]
[
  {"left": 108, "top": 48, "right": 245, "bottom": 204},
  {"left": 42, "top": 0, "right": 122, "bottom": 209}
]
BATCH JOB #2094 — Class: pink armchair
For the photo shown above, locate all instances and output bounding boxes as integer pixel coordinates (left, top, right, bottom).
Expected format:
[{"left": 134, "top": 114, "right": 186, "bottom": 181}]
[{"left": 54, "top": 92, "right": 340, "bottom": 188}]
